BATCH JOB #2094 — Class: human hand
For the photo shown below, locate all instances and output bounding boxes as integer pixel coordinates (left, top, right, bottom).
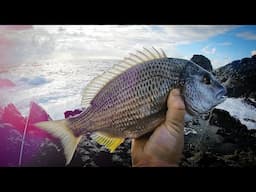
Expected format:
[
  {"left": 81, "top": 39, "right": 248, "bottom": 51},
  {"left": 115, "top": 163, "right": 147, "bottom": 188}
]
[{"left": 131, "top": 89, "right": 185, "bottom": 167}]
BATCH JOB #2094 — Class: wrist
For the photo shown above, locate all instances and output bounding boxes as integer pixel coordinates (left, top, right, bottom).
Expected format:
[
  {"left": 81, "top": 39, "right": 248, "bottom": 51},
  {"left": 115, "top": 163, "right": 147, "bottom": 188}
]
[{"left": 132, "top": 159, "right": 179, "bottom": 167}]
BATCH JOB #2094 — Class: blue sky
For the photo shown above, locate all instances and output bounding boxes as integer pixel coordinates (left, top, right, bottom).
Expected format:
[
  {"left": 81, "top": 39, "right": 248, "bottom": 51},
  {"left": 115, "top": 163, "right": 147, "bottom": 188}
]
[
  {"left": 1, "top": 25, "right": 255, "bottom": 69},
  {"left": 175, "top": 25, "right": 256, "bottom": 68}
]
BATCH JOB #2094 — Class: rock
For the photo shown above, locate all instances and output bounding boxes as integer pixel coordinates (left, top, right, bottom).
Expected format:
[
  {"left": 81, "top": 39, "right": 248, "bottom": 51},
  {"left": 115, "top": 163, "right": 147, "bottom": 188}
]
[
  {"left": 3, "top": 100, "right": 256, "bottom": 167},
  {"left": 190, "top": 55, "right": 213, "bottom": 72},
  {"left": 0, "top": 122, "right": 65, "bottom": 167},
  {"left": 0, "top": 102, "right": 65, "bottom": 166},
  {"left": 0, "top": 123, "right": 22, "bottom": 166},
  {"left": 0, "top": 103, "right": 132, "bottom": 167},
  {"left": 214, "top": 55, "right": 256, "bottom": 99},
  {"left": 181, "top": 107, "right": 256, "bottom": 167},
  {"left": 209, "top": 108, "right": 256, "bottom": 143},
  {"left": 243, "top": 98, "right": 256, "bottom": 108},
  {"left": 67, "top": 134, "right": 131, "bottom": 167}
]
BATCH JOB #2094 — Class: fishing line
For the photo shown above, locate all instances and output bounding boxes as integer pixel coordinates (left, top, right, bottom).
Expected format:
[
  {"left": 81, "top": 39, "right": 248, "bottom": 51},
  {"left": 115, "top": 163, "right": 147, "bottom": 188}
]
[{"left": 18, "top": 103, "right": 31, "bottom": 166}]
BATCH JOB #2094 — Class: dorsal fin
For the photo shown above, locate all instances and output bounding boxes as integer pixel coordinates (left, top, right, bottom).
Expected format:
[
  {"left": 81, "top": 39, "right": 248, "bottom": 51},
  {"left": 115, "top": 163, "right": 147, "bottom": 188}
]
[{"left": 81, "top": 47, "right": 167, "bottom": 108}]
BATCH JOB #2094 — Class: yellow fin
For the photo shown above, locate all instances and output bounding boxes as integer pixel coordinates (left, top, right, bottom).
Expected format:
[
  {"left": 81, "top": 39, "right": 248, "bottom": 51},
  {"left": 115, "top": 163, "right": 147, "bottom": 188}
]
[{"left": 91, "top": 132, "right": 124, "bottom": 153}]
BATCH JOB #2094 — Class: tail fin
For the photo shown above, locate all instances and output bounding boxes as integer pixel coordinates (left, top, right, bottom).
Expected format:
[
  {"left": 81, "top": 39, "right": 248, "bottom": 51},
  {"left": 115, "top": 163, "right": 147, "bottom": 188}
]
[{"left": 35, "top": 119, "right": 82, "bottom": 165}]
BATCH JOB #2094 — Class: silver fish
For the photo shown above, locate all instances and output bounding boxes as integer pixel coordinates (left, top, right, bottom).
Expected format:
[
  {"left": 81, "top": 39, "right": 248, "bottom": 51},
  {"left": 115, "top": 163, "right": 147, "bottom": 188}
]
[{"left": 36, "top": 47, "right": 227, "bottom": 165}]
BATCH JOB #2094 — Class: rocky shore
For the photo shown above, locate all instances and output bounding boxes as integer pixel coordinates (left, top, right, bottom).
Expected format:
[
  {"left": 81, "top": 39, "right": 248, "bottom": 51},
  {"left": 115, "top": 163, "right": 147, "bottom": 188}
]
[{"left": 1, "top": 55, "right": 255, "bottom": 167}]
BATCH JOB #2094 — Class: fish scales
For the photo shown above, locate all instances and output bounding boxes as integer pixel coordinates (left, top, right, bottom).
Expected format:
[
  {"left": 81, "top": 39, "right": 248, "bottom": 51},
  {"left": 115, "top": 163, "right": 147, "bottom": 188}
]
[
  {"left": 35, "top": 48, "right": 227, "bottom": 165},
  {"left": 69, "top": 58, "right": 185, "bottom": 138}
]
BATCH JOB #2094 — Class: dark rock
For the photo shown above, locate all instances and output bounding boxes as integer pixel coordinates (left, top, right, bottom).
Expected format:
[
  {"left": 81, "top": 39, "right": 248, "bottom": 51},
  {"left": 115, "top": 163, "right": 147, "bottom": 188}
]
[
  {"left": 181, "top": 98, "right": 256, "bottom": 167},
  {"left": 0, "top": 102, "right": 65, "bottom": 167},
  {"left": 214, "top": 56, "right": 256, "bottom": 100},
  {"left": 0, "top": 123, "right": 22, "bottom": 166},
  {"left": 212, "top": 142, "right": 238, "bottom": 154},
  {"left": 209, "top": 109, "right": 245, "bottom": 130},
  {"left": 243, "top": 98, "right": 256, "bottom": 108},
  {"left": 197, "top": 152, "right": 227, "bottom": 167},
  {"left": 191, "top": 55, "right": 213, "bottom": 72},
  {"left": 0, "top": 122, "right": 65, "bottom": 167},
  {"left": 68, "top": 135, "right": 131, "bottom": 167},
  {"left": 244, "top": 118, "right": 256, "bottom": 123},
  {"left": 209, "top": 108, "right": 254, "bottom": 142}
]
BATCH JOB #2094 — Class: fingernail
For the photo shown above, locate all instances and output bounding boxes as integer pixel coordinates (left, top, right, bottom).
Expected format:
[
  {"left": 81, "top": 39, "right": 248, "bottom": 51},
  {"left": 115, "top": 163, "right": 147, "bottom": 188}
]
[{"left": 171, "top": 89, "right": 180, "bottom": 96}]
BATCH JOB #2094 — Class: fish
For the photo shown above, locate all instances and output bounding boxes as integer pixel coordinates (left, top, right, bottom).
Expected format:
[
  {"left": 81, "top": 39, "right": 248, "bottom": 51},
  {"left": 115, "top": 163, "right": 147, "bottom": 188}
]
[{"left": 35, "top": 47, "right": 227, "bottom": 165}]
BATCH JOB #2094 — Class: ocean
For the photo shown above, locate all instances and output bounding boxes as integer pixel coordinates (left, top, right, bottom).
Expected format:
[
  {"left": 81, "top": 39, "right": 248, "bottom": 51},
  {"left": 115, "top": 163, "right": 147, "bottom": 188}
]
[{"left": 0, "top": 58, "right": 116, "bottom": 120}]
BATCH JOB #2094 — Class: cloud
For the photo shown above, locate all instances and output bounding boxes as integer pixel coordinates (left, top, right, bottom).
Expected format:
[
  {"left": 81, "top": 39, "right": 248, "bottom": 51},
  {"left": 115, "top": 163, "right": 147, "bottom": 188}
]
[
  {"left": 252, "top": 50, "right": 256, "bottom": 56},
  {"left": 201, "top": 46, "right": 216, "bottom": 54},
  {"left": 1, "top": 25, "right": 235, "bottom": 63},
  {"left": 236, "top": 31, "right": 256, "bottom": 40}
]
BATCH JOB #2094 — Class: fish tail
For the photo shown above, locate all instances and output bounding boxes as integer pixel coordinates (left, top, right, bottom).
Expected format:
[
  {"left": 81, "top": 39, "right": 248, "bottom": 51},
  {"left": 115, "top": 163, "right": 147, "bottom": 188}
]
[{"left": 35, "top": 119, "right": 82, "bottom": 165}]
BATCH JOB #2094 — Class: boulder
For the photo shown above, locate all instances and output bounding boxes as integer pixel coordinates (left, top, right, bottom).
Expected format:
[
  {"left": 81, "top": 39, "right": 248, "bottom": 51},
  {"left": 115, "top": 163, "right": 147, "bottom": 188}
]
[
  {"left": 190, "top": 55, "right": 213, "bottom": 72},
  {"left": 214, "top": 56, "right": 256, "bottom": 99},
  {"left": 0, "top": 102, "right": 65, "bottom": 166}
]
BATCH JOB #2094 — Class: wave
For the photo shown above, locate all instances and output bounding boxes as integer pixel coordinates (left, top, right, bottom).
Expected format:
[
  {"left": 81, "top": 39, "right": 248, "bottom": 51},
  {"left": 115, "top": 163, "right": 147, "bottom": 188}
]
[
  {"left": 19, "top": 76, "right": 50, "bottom": 86},
  {"left": 216, "top": 97, "right": 256, "bottom": 129}
]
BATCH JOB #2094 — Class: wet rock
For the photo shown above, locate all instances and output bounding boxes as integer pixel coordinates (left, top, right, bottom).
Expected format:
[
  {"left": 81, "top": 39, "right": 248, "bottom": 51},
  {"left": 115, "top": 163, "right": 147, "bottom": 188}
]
[
  {"left": 181, "top": 106, "right": 256, "bottom": 167},
  {"left": 0, "top": 102, "right": 65, "bottom": 166},
  {"left": 214, "top": 55, "right": 256, "bottom": 100},
  {"left": 191, "top": 55, "right": 213, "bottom": 72},
  {"left": 0, "top": 122, "right": 65, "bottom": 167}
]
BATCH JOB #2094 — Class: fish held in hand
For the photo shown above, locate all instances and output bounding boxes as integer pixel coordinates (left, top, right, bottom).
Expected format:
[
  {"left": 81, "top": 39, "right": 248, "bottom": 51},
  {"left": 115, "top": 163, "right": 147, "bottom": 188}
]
[{"left": 35, "top": 47, "right": 227, "bottom": 165}]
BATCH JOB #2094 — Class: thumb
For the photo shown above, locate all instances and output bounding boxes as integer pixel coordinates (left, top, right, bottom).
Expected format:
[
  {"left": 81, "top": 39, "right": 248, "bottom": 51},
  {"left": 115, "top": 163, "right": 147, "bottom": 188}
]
[{"left": 164, "top": 89, "right": 186, "bottom": 133}]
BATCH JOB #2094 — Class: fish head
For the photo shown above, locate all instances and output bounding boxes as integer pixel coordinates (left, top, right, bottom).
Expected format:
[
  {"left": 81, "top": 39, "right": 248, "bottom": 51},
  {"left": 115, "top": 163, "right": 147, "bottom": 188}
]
[{"left": 181, "top": 61, "right": 227, "bottom": 116}]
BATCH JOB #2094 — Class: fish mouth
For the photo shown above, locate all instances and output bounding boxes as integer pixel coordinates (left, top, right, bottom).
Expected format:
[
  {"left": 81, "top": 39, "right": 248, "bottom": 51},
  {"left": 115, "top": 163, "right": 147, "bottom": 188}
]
[
  {"left": 216, "top": 88, "right": 227, "bottom": 100},
  {"left": 215, "top": 95, "right": 227, "bottom": 106},
  {"left": 183, "top": 88, "right": 228, "bottom": 117},
  {"left": 185, "top": 97, "right": 227, "bottom": 117},
  {"left": 215, "top": 89, "right": 227, "bottom": 105}
]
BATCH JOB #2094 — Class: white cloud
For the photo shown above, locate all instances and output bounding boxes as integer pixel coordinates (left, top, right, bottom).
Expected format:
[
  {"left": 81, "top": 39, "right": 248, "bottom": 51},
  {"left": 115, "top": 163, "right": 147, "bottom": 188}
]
[
  {"left": 32, "top": 25, "right": 234, "bottom": 58},
  {"left": 237, "top": 31, "right": 256, "bottom": 40},
  {"left": 252, "top": 50, "right": 256, "bottom": 56},
  {"left": 201, "top": 46, "right": 216, "bottom": 54},
  {"left": 1, "top": 25, "right": 235, "bottom": 63}
]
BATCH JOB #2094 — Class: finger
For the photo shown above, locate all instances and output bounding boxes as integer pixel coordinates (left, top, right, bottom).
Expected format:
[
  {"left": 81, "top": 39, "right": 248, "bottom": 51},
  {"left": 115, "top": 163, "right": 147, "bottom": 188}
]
[
  {"left": 165, "top": 89, "right": 185, "bottom": 132},
  {"left": 131, "top": 138, "right": 147, "bottom": 166},
  {"left": 131, "top": 135, "right": 148, "bottom": 155}
]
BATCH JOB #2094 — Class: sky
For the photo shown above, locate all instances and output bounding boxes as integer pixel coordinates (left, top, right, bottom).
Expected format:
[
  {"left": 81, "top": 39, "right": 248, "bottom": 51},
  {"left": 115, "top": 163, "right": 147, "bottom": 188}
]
[{"left": 0, "top": 25, "right": 256, "bottom": 69}]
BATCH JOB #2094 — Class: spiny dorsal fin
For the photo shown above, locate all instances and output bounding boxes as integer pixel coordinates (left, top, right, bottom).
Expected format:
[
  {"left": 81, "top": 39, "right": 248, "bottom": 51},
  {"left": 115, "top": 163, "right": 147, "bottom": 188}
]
[
  {"left": 81, "top": 47, "right": 167, "bottom": 108},
  {"left": 91, "top": 132, "right": 124, "bottom": 152}
]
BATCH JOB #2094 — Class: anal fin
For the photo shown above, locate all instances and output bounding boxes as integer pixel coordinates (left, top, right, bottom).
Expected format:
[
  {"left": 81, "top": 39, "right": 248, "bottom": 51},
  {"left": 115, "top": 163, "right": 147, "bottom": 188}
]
[{"left": 91, "top": 132, "right": 124, "bottom": 153}]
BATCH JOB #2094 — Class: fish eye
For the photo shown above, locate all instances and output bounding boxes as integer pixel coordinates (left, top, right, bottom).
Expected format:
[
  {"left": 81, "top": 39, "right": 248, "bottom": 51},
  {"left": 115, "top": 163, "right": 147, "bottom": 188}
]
[{"left": 202, "top": 75, "right": 211, "bottom": 85}]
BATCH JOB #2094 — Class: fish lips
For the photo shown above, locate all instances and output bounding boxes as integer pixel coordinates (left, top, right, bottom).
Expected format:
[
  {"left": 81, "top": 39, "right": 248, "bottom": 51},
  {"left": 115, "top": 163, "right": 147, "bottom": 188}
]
[
  {"left": 215, "top": 88, "right": 228, "bottom": 104},
  {"left": 185, "top": 94, "right": 227, "bottom": 117}
]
